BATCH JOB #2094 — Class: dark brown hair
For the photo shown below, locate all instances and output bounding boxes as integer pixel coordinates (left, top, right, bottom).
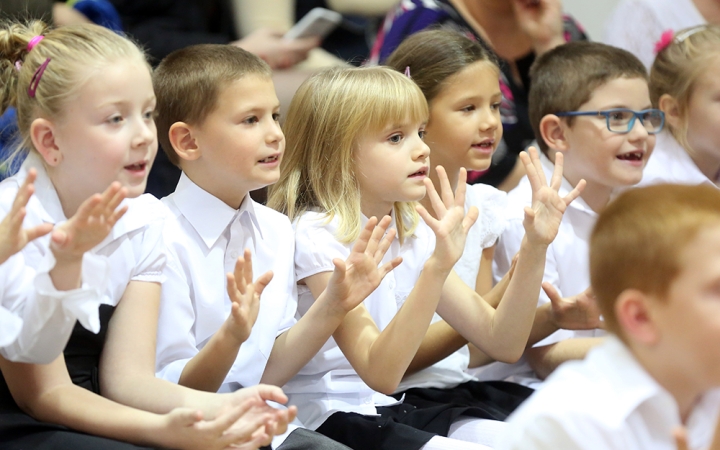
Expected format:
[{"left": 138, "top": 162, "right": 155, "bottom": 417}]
[
  {"left": 529, "top": 41, "right": 647, "bottom": 155},
  {"left": 153, "top": 44, "right": 271, "bottom": 166}
]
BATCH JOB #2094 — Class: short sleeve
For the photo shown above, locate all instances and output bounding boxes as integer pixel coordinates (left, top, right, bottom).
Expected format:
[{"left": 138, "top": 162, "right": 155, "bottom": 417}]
[
  {"left": 127, "top": 197, "right": 168, "bottom": 284},
  {"left": 293, "top": 213, "right": 351, "bottom": 281}
]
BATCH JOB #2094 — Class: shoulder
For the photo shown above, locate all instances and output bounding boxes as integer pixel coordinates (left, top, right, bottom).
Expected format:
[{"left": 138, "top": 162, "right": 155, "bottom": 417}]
[{"left": 252, "top": 201, "right": 293, "bottom": 232}]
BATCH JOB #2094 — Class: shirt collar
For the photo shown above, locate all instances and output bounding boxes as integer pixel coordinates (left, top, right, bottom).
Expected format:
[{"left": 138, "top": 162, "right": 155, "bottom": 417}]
[{"left": 169, "top": 172, "right": 263, "bottom": 250}]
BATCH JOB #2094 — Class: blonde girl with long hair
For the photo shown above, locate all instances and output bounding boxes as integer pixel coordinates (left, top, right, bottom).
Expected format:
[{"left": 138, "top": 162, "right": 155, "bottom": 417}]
[
  {"left": 268, "top": 65, "right": 581, "bottom": 450},
  {"left": 641, "top": 25, "right": 720, "bottom": 188},
  {"left": 0, "top": 20, "right": 294, "bottom": 449}
]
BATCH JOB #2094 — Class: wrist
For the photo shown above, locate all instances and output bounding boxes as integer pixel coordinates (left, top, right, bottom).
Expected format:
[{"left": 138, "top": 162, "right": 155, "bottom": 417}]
[
  {"left": 539, "top": 302, "right": 559, "bottom": 330},
  {"left": 218, "top": 320, "right": 246, "bottom": 347},
  {"left": 423, "top": 256, "right": 453, "bottom": 278},
  {"left": 520, "top": 236, "right": 549, "bottom": 255}
]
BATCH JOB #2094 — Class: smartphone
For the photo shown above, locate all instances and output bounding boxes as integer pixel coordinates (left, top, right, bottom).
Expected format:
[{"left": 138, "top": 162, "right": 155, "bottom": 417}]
[{"left": 284, "top": 8, "right": 342, "bottom": 40}]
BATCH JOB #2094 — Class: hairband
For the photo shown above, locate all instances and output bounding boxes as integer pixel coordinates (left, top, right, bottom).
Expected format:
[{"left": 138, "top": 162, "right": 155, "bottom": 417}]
[
  {"left": 404, "top": 66, "right": 411, "bottom": 78},
  {"left": 27, "top": 35, "right": 44, "bottom": 52},
  {"left": 654, "top": 26, "right": 707, "bottom": 54}
]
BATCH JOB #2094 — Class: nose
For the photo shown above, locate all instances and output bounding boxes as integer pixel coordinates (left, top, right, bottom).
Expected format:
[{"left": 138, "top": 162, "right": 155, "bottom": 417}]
[
  {"left": 266, "top": 118, "right": 284, "bottom": 146},
  {"left": 627, "top": 115, "right": 650, "bottom": 141},
  {"left": 479, "top": 106, "right": 500, "bottom": 132},
  {"left": 413, "top": 138, "right": 430, "bottom": 162},
  {"left": 132, "top": 116, "right": 156, "bottom": 149}
]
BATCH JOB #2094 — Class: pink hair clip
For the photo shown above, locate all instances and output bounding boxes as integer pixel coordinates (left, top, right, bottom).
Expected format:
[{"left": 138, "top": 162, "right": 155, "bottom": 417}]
[
  {"left": 14, "top": 61, "right": 22, "bottom": 72},
  {"left": 404, "top": 66, "right": 411, "bottom": 78},
  {"left": 28, "top": 57, "right": 51, "bottom": 98},
  {"left": 654, "top": 29, "right": 674, "bottom": 54},
  {"left": 27, "top": 35, "right": 44, "bottom": 52}
]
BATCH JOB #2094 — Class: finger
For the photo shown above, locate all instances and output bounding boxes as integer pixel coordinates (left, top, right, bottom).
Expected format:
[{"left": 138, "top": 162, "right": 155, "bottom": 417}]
[
  {"left": 423, "top": 176, "right": 445, "bottom": 218},
  {"left": 379, "top": 256, "right": 403, "bottom": 276},
  {"left": 435, "top": 166, "right": 455, "bottom": 207},
  {"left": 562, "top": 179, "right": 586, "bottom": 206},
  {"left": 254, "top": 384, "right": 288, "bottom": 405},
  {"left": 416, "top": 203, "right": 439, "bottom": 230},
  {"left": 74, "top": 194, "right": 103, "bottom": 223},
  {"left": 374, "top": 228, "right": 396, "bottom": 264},
  {"left": 7, "top": 205, "right": 26, "bottom": 232},
  {"left": 453, "top": 168, "right": 469, "bottom": 208},
  {"left": 351, "top": 216, "right": 378, "bottom": 255},
  {"left": 366, "top": 216, "right": 391, "bottom": 256},
  {"left": 519, "top": 151, "right": 543, "bottom": 193},
  {"left": 24, "top": 223, "right": 53, "bottom": 242},
  {"left": 11, "top": 173, "right": 36, "bottom": 215},
  {"left": 541, "top": 281, "right": 562, "bottom": 304},
  {"left": 673, "top": 426, "right": 689, "bottom": 450},
  {"left": 171, "top": 408, "right": 204, "bottom": 427},
  {"left": 462, "top": 205, "right": 479, "bottom": 234},
  {"left": 286, "top": 405, "right": 298, "bottom": 424},
  {"left": 104, "top": 183, "right": 127, "bottom": 217},
  {"left": 253, "top": 271, "right": 274, "bottom": 297},
  {"left": 109, "top": 205, "right": 128, "bottom": 225},
  {"left": 529, "top": 146, "right": 548, "bottom": 186},
  {"left": 243, "top": 249, "right": 254, "bottom": 286},
  {"left": 233, "top": 257, "right": 247, "bottom": 296},
  {"left": 227, "top": 273, "right": 243, "bottom": 302},
  {"left": 523, "top": 206, "right": 536, "bottom": 226},
  {"left": 50, "top": 228, "right": 69, "bottom": 248},
  {"left": 330, "top": 257, "right": 347, "bottom": 284},
  {"left": 549, "top": 151, "right": 564, "bottom": 191}
]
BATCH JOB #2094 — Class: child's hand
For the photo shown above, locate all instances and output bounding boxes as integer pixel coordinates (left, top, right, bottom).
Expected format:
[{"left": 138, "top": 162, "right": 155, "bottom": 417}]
[
  {"left": 158, "top": 399, "right": 271, "bottom": 450},
  {"left": 417, "top": 166, "right": 478, "bottom": 272},
  {"left": 324, "top": 215, "right": 402, "bottom": 316},
  {"left": 543, "top": 283, "right": 604, "bottom": 330},
  {"left": 521, "top": 147, "right": 585, "bottom": 246},
  {"left": 50, "top": 182, "right": 128, "bottom": 262},
  {"left": 225, "top": 384, "right": 297, "bottom": 443},
  {"left": 223, "top": 250, "right": 274, "bottom": 344},
  {"left": 0, "top": 168, "right": 53, "bottom": 264}
]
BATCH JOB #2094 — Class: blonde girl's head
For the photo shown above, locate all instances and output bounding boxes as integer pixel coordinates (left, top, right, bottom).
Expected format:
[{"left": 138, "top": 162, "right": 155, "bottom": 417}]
[
  {"left": 268, "top": 66, "right": 429, "bottom": 244},
  {"left": 650, "top": 25, "right": 720, "bottom": 153},
  {"left": 0, "top": 21, "right": 149, "bottom": 163}
]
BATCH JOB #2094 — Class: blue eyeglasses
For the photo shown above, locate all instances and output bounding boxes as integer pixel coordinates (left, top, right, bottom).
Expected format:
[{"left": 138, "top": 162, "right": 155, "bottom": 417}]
[{"left": 555, "top": 108, "right": 665, "bottom": 134}]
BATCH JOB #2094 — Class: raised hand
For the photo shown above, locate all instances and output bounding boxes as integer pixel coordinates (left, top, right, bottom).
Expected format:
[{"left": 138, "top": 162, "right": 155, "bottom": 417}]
[
  {"left": 542, "top": 283, "right": 604, "bottom": 330},
  {"left": 512, "top": 0, "right": 565, "bottom": 54},
  {"left": 417, "top": 166, "right": 479, "bottom": 272},
  {"left": 0, "top": 168, "right": 53, "bottom": 264},
  {"left": 223, "top": 250, "right": 274, "bottom": 343},
  {"left": 324, "top": 215, "right": 402, "bottom": 315},
  {"left": 521, "top": 147, "right": 585, "bottom": 246},
  {"left": 50, "top": 182, "right": 128, "bottom": 262}
]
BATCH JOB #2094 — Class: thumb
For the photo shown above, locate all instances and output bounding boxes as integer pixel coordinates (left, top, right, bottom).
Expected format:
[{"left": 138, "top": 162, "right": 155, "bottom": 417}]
[
  {"left": 50, "top": 228, "right": 70, "bottom": 248},
  {"left": 170, "top": 408, "right": 203, "bottom": 427},
  {"left": 542, "top": 281, "right": 561, "bottom": 304},
  {"left": 673, "top": 426, "right": 689, "bottom": 450}
]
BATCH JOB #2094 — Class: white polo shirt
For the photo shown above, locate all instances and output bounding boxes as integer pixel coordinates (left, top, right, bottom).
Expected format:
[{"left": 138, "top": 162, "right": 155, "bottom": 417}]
[
  {"left": 155, "top": 173, "right": 297, "bottom": 391},
  {"left": 0, "top": 153, "right": 166, "bottom": 362},
  {"left": 639, "top": 131, "right": 718, "bottom": 188},
  {"left": 603, "top": 0, "right": 705, "bottom": 69},
  {"left": 497, "top": 336, "right": 720, "bottom": 450},
  {"left": 397, "top": 183, "right": 508, "bottom": 392},
  {"left": 472, "top": 153, "right": 604, "bottom": 386},
  {"left": 284, "top": 210, "right": 434, "bottom": 430}
]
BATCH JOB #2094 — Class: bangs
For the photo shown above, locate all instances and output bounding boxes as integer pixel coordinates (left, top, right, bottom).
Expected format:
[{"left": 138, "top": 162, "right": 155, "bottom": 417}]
[{"left": 361, "top": 69, "right": 429, "bottom": 133}]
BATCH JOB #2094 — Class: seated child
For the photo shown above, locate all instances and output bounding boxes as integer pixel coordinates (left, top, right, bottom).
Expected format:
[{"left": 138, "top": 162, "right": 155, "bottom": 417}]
[
  {"left": 152, "top": 44, "right": 393, "bottom": 449},
  {"left": 498, "top": 183, "right": 720, "bottom": 450},
  {"left": 640, "top": 25, "right": 720, "bottom": 187},
  {"left": 490, "top": 41, "right": 660, "bottom": 384}
]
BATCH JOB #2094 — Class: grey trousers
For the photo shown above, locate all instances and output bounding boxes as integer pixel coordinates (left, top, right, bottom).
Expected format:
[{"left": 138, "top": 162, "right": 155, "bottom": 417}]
[{"left": 275, "top": 428, "right": 353, "bottom": 450}]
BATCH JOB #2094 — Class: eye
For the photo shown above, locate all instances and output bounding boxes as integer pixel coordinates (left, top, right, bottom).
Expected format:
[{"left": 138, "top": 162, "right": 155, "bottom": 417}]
[
  {"left": 491, "top": 102, "right": 501, "bottom": 111},
  {"left": 608, "top": 110, "right": 631, "bottom": 122},
  {"left": 107, "top": 115, "right": 123, "bottom": 124},
  {"left": 272, "top": 112, "right": 281, "bottom": 122},
  {"left": 418, "top": 129, "right": 426, "bottom": 139},
  {"left": 461, "top": 105, "right": 475, "bottom": 112},
  {"left": 143, "top": 109, "right": 154, "bottom": 120},
  {"left": 243, "top": 116, "right": 259, "bottom": 125},
  {"left": 388, "top": 133, "right": 403, "bottom": 144}
]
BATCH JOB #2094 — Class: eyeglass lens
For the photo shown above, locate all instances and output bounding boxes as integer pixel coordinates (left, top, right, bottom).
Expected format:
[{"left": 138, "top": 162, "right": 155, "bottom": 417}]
[{"left": 607, "top": 110, "right": 663, "bottom": 133}]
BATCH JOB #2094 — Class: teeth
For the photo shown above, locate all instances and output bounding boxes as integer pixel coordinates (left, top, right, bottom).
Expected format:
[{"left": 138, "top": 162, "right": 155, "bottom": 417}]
[
  {"left": 618, "top": 152, "right": 643, "bottom": 161},
  {"left": 260, "top": 155, "right": 278, "bottom": 163}
]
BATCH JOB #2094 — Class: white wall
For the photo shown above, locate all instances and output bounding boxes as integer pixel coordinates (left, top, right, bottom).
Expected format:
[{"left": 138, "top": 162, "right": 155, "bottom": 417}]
[{"left": 562, "top": 0, "right": 622, "bottom": 41}]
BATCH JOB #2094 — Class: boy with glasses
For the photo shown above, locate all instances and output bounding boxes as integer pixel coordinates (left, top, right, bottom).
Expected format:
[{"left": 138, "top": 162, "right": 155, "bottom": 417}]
[{"left": 484, "top": 42, "right": 660, "bottom": 385}]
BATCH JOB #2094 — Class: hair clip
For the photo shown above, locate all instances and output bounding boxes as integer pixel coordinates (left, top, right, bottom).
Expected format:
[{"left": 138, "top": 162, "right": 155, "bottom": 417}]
[
  {"left": 27, "top": 35, "right": 44, "bottom": 52},
  {"left": 404, "top": 66, "right": 411, "bottom": 79},
  {"left": 28, "top": 57, "right": 51, "bottom": 98},
  {"left": 654, "top": 29, "right": 674, "bottom": 54},
  {"left": 14, "top": 60, "right": 22, "bottom": 72},
  {"left": 674, "top": 26, "right": 705, "bottom": 44}
]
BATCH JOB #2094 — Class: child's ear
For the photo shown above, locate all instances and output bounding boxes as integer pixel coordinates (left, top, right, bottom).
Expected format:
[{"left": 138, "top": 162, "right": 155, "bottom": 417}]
[
  {"left": 169, "top": 122, "right": 201, "bottom": 161},
  {"left": 659, "top": 94, "right": 682, "bottom": 130},
  {"left": 615, "top": 289, "right": 660, "bottom": 346},
  {"left": 539, "top": 115, "right": 570, "bottom": 153},
  {"left": 30, "top": 118, "right": 62, "bottom": 167}
]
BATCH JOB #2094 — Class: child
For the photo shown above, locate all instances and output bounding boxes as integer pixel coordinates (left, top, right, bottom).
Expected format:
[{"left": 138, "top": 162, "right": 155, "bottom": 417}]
[
  {"left": 152, "top": 43, "right": 397, "bottom": 449},
  {"left": 0, "top": 167, "right": 127, "bottom": 363},
  {"left": 0, "top": 21, "right": 293, "bottom": 449},
  {"left": 640, "top": 25, "right": 720, "bottom": 187},
  {"left": 382, "top": 29, "right": 599, "bottom": 446},
  {"left": 267, "top": 65, "right": 579, "bottom": 450},
  {"left": 498, "top": 183, "right": 720, "bottom": 450},
  {"left": 493, "top": 41, "right": 661, "bottom": 384}
]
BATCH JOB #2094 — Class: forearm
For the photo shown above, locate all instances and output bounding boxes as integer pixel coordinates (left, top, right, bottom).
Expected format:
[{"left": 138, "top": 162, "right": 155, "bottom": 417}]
[
  {"left": 178, "top": 325, "right": 243, "bottom": 392},
  {"left": 525, "top": 303, "right": 559, "bottom": 348},
  {"left": 261, "top": 293, "right": 345, "bottom": 386},
  {"left": 526, "top": 337, "right": 604, "bottom": 379},
  {"left": 405, "top": 320, "right": 467, "bottom": 376}
]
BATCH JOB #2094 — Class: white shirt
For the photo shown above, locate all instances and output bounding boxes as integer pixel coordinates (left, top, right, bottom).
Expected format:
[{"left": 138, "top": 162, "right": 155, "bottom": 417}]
[
  {"left": 472, "top": 153, "right": 604, "bottom": 386},
  {"left": 0, "top": 254, "right": 31, "bottom": 348},
  {"left": 0, "top": 154, "right": 168, "bottom": 363},
  {"left": 603, "top": 0, "right": 705, "bottom": 69},
  {"left": 155, "top": 173, "right": 298, "bottom": 391},
  {"left": 639, "top": 131, "right": 718, "bottom": 188},
  {"left": 497, "top": 336, "right": 720, "bottom": 450},
  {"left": 398, "top": 183, "right": 508, "bottom": 391},
  {"left": 284, "top": 210, "right": 434, "bottom": 430}
]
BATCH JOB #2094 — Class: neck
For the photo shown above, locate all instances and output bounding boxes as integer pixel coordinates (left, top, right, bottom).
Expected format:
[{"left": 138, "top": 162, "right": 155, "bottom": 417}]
[
  {"left": 46, "top": 168, "right": 89, "bottom": 219},
  {"left": 688, "top": 149, "right": 720, "bottom": 184},
  {"left": 183, "top": 166, "right": 250, "bottom": 210},
  {"left": 632, "top": 344, "right": 706, "bottom": 423},
  {"left": 360, "top": 198, "right": 394, "bottom": 222},
  {"left": 692, "top": 0, "right": 720, "bottom": 22}
]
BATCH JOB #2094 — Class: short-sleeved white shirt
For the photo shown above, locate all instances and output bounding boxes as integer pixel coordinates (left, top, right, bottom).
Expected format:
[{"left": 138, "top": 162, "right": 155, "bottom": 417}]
[
  {"left": 155, "top": 173, "right": 298, "bottom": 390},
  {"left": 397, "top": 184, "right": 508, "bottom": 392},
  {"left": 497, "top": 336, "right": 720, "bottom": 450},
  {"left": 472, "top": 153, "right": 604, "bottom": 386},
  {"left": 284, "top": 210, "right": 434, "bottom": 430},
  {"left": 603, "top": 0, "right": 705, "bottom": 69},
  {"left": 639, "top": 131, "right": 718, "bottom": 188},
  {"left": 0, "top": 253, "right": 31, "bottom": 348},
  {"left": 0, "top": 153, "right": 167, "bottom": 358}
]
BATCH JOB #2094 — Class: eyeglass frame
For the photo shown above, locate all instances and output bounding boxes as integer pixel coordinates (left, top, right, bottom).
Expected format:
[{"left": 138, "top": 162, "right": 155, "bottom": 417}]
[{"left": 555, "top": 108, "right": 665, "bottom": 134}]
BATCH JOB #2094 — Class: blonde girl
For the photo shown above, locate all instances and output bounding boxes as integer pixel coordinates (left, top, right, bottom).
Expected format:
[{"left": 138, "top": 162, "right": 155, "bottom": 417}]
[
  {"left": 0, "top": 21, "right": 293, "bottom": 449},
  {"left": 641, "top": 25, "right": 720, "bottom": 187},
  {"left": 268, "top": 65, "right": 579, "bottom": 450}
]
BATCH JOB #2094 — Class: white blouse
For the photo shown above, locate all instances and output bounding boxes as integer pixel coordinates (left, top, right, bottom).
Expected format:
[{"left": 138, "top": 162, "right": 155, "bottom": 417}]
[
  {"left": 639, "top": 131, "right": 718, "bottom": 188},
  {"left": 284, "top": 210, "right": 434, "bottom": 430}
]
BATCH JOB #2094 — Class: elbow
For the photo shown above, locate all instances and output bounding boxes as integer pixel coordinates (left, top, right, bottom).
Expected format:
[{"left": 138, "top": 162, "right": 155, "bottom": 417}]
[
  {"left": 365, "top": 375, "right": 401, "bottom": 396},
  {"left": 490, "top": 347, "right": 524, "bottom": 365}
]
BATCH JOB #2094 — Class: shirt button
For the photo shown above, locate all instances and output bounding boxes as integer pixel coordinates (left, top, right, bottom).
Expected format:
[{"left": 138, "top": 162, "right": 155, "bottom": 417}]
[{"left": 230, "top": 251, "right": 238, "bottom": 260}]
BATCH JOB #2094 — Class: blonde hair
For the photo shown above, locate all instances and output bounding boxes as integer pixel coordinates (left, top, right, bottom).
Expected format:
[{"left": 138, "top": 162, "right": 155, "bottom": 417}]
[
  {"left": 650, "top": 25, "right": 720, "bottom": 152},
  {"left": 267, "top": 66, "right": 429, "bottom": 244},
  {"left": 0, "top": 21, "right": 148, "bottom": 166},
  {"left": 590, "top": 184, "right": 720, "bottom": 336}
]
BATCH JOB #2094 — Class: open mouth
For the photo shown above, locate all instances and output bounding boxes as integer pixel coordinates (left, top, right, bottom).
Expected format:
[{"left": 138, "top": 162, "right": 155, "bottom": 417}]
[
  {"left": 474, "top": 140, "right": 494, "bottom": 149},
  {"left": 409, "top": 168, "right": 428, "bottom": 178},
  {"left": 616, "top": 151, "right": 644, "bottom": 161},
  {"left": 124, "top": 162, "right": 147, "bottom": 172},
  {"left": 258, "top": 155, "right": 279, "bottom": 164}
]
